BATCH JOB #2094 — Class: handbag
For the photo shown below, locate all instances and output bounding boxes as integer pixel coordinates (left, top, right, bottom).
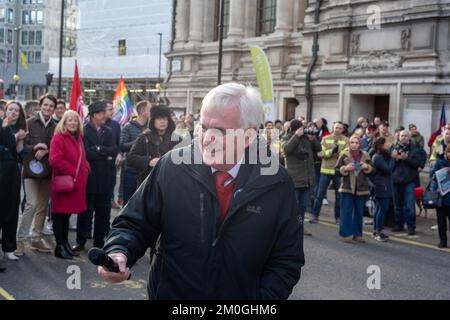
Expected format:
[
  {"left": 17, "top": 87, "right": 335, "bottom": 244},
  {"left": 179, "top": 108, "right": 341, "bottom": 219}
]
[
  {"left": 23, "top": 151, "right": 52, "bottom": 179},
  {"left": 52, "top": 143, "right": 83, "bottom": 193},
  {"left": 423, "top": 181, "right": 442, "bottom": 209}
]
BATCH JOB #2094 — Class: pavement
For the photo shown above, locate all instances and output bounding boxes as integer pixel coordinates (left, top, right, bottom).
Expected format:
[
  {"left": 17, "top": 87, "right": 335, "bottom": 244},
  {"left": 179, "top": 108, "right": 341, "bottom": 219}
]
[{"left": 1, "top": 190, "right": 449, "bottom": 300}]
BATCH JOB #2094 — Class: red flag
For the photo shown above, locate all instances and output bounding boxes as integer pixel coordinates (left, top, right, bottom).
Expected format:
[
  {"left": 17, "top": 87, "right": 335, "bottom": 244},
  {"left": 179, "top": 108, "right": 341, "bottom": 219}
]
[{"left": 69, "top": 60, "right": 84, "bottom": 123}]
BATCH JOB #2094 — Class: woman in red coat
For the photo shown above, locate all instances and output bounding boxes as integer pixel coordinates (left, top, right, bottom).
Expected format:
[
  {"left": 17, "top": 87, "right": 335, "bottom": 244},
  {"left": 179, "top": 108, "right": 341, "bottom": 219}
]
[{"left": 49, "top": 110, "right": 90, "bottom": 259}]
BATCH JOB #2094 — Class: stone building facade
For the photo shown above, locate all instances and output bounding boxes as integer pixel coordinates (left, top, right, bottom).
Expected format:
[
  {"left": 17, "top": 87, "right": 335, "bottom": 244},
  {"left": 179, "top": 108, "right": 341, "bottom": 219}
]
[{"left": 165, "top": 0, "right": 450, "bottom": 143}]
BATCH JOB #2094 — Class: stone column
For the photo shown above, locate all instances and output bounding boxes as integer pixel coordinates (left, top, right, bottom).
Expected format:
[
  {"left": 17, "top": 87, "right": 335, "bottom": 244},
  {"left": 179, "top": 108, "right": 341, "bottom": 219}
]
[
  {"left": 174, "top": 0, "right": 189, "bottom": 46},
  {"left": 189, "top": 0, "right": 205, "bottom": 43},
  {"left": 227, "top": 0, "right": 245, "bottom": 39},
  {"left": 274, "top": 0, "right": 295, "bottom": 34}
]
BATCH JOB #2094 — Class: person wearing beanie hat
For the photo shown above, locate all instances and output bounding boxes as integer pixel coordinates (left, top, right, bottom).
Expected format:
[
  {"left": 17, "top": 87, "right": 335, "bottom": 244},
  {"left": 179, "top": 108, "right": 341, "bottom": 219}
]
[
  {"left": 73, "top": 101, "right": 120, "bottom": 252},
  {"left": 127, "top": 105, "right": 179, "bottom": 187}
]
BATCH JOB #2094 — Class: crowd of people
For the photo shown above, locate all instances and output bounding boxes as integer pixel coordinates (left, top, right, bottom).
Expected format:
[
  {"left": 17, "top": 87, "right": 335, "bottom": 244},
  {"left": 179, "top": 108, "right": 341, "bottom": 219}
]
[
  {"left": 274, "top": 115, "right": 448, "bottom": 247},
  {"left": 0, "top": 89, "right": 449, "bottom": 277},
  {"left": 0, "top": 95, "right": 194, "bottom": 272}
]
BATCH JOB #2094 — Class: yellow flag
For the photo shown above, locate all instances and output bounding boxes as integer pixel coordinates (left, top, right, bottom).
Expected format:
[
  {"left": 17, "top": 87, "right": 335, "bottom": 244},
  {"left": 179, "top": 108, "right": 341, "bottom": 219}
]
[{"left": 21, "top": 52, "right": 28, "bottom": 69}]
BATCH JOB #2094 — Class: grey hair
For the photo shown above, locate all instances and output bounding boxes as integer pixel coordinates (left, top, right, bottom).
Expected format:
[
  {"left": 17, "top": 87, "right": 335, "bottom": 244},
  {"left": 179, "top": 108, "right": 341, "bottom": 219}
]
[{"left": 201, "top": 83, "right": 265, "bottom": 129}]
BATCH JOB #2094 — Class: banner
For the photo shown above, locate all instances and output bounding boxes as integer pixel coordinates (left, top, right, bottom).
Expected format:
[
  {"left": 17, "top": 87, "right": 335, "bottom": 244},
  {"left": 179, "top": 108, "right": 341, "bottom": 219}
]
[{"left": 250, "top": 45, "right": 275, "bottom": 122}]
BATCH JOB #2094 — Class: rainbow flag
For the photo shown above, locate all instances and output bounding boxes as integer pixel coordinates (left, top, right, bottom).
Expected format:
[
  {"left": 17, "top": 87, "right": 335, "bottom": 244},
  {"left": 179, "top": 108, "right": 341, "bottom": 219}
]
[{"left": 112, "top": 77, "right": 133, "bottom": 126}]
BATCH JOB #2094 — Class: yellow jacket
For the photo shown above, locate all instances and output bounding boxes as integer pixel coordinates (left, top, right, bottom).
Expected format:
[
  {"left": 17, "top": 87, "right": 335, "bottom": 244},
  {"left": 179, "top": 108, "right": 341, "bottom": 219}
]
[{"left": 318, "top": 134, "right": 349, "bottom": 175}]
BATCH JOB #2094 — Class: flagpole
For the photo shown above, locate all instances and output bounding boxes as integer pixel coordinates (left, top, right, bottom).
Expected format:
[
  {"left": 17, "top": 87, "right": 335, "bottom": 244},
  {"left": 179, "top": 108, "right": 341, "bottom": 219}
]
[
  {"left": 57, "top": 0, "right": 65, "bottom": 98},
  {"left": 13, "top": 25, "right": 22, "bottom": 99}
]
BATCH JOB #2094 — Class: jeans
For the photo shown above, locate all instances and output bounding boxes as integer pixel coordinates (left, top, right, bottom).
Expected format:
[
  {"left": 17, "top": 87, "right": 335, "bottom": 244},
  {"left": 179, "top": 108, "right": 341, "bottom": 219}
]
[
  {"left": 123, "top": 169, "right": 138, "bottom": 206},
  {"left": 76, "top": 193, "right": 111, "bottom": 248},
  {"left": 295, "top": 187, "right": 310, "bottom": 225},
  {"left": 339, "top": 193, "right": 367, "bottom": 238},
  {"left": 392, "top": 182, "right": 416, "bottom": 232},
  {"left": 436, "top": 206, "right": 450, "bottom": 243},
  {"left": 374, "top": 197, "right": 390, "bottom": 233},
  {"left": 312, "top": 174, "right": 341, "bottom": 220}
]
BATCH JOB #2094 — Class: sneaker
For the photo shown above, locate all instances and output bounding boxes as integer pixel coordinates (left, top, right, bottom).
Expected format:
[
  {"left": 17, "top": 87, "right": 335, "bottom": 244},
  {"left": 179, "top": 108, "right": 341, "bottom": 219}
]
[
  {"left": 375, "top": 233, "right": 389, "bottom": 242},
  {"left": 372, "top": 232, "right": 377, "bottom": 239},
  {"left": 335, "top": 218, "right": 340, "bottom": 225},
  {"left": 322, "top": 199, "right": 329, "bottom": 205},
  {"left": 15, "top": 241, "right": 26, "bottom": 257},
  {"left": 392, "top": 226, "right": 405, "bottom": 232},
  {"left": 4, "top": 252, "right": 19, "bottom": 261},
  {"left": 31, "top": 239, "right": 52, "bottom": 253},
  {"left": 42, "top": 222, "right": 54, "bottom": 236},
  {"left": 309, "top": 216, "right": 319, "bottom": 224},
  {"left": 407, "top": 230, "right": 416, "bottom": 236},
  {"left": 431, "top": 225, "right": 438, "bottom": 231}
]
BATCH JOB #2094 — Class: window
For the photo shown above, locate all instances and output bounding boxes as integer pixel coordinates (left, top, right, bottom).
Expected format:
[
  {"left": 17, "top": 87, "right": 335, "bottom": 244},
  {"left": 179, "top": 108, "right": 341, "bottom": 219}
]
[
  {"left": 36, "top": 10, "right": 43, "bottom": 24},
  {"left": 35, "top": 30, "right": 42, "bottom": 45},
  {"left": 27, "top": 51, "right": 34, "bottom": 64},
  {"left": 29, "top": 30, "right": 35, "bottom": 45},
  {"left": 21, "top": 30, "right": 28, "bottom": 45},
  {"left": 0, "top": 8, "right": 5, "bottom": 24},
  {"left": 118, "top": 39, "right": 126, "bottom": 56},
  {"left": 30, "top": 10, "right": 36, "bottom": 24},
  {"left": 35, "top": 51, "right": 41, "bottom": 64},
  {"left": 7, "top": 8, "right": 14, "bottom": 24},
  {"left": 7, "top": 29, "right": 13, "bottom": 44},
  {"left": 22, "top": 10, "right": 29, "bottom": 24},
  {"left": 0, "top": 29, "right": 4, "bottom": 44},
  {"left": 256, "top": 0, "right": 277, "bottom": 36},
  {"left": 7, "top": 50, "right": 12, "bottom": 63},
  {"left": 214, "top": 0, "right": 230, "bottom": 41}
]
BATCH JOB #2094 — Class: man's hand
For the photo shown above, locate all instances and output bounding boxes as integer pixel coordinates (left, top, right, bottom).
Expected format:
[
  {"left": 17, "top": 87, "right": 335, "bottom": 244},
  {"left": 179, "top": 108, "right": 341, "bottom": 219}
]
[
  {"left": 295, "top": 128, "right": 304, "bottom": 137},
  {"left": 115, "top": 153, "right": 124, "bottom": 167},
  {"left": 401, "top": 152, "right": 408, "bottom": 160},
  {"left": 391, "top": 150, "right": 399, "bottom": 160},
  {"left": 142, "top": 128, "right": 151, "bottom": 135},
  {"left": 35, "top": 149, "right": 48, "bottom": 161},
  {"left": 33, "top": 143, "right": 48, "bottom": 151},
  {"left": 97, "top": 253, "right": 131, "bottom": 284},
  {"left": 149, "top": 157, "right": 160, "bottom": 167}
]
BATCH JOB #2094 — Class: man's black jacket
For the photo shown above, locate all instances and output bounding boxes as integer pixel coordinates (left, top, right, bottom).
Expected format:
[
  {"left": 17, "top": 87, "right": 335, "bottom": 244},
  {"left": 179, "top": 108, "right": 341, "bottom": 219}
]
[
  {"left": 83, "top": 123, "right": 119, "bottom": 194},
  {"left": 103, "top": 141, "right": 304, "bottom": 300}
]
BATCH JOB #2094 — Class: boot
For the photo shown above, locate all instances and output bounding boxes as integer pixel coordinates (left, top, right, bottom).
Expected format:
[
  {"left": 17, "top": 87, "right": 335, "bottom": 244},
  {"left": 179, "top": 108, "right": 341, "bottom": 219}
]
[
  {"left": 54, "top": 245, "right": 73, "bottom": 260},
  {"left": 64, "top": 243, "right": 79, "bottom": 257}
]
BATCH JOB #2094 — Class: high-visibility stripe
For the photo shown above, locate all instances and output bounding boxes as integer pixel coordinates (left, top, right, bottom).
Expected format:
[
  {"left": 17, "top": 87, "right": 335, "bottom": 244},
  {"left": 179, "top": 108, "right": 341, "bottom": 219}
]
[
  {"left": 321, "top": 168, "right": 335, "bottom": 175},
  {"left": 337, "top": 140, "right": 347, "bottom": 145}
]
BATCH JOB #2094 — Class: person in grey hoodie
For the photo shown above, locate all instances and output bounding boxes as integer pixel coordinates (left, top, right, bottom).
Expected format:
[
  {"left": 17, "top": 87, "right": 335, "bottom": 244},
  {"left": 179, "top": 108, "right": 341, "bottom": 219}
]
[{"left": 120, "top": 101, "right": 151, "bottom": 205}]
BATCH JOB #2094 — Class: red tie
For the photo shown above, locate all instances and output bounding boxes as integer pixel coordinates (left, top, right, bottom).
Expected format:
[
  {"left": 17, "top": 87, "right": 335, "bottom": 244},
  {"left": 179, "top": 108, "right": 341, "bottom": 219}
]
[{"left": 214, "top": 171, "right": 236, "bottom": 223}]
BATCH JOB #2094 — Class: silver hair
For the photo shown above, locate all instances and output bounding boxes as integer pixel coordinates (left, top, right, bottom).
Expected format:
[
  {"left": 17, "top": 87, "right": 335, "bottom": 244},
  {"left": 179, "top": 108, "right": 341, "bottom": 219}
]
[{"left": 201, "top": 83, "right": 265, "bottom": 129}]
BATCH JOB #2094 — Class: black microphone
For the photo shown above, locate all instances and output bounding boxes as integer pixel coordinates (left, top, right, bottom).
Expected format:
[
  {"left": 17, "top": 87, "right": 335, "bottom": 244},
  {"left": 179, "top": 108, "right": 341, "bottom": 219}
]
[{"left": 88, "top": 248, "right": 121, "bottom": 273}]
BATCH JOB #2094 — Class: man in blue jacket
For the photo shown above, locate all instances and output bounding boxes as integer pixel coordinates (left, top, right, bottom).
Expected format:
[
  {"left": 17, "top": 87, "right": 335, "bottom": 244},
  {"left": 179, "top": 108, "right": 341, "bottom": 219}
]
[
  {"left": 391, "top": 130, "right": 427, "bottom": 235},
  {"left": 98, "top": 83, "right": 304, "bottom": 300}
]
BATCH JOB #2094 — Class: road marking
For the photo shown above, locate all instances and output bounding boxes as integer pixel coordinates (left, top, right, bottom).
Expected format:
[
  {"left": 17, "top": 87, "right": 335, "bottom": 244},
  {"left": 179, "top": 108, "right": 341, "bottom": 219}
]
[
  {"left": 317, "top": 220, "right": 450, "bottom": 253},
  {"left": 0, "top": 286, "right": 15, "bottom": 301}
]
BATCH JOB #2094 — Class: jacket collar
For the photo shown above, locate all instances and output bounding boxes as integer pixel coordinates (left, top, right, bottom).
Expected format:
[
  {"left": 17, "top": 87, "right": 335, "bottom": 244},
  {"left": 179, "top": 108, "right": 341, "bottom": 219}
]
[{"left": 37, "top": 112, "right": 53, "bottom": 128}]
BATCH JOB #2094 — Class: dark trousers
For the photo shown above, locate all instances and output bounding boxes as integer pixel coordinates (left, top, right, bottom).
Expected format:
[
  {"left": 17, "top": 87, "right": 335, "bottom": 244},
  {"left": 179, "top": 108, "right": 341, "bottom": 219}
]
[
  {"left": 123, "top": 169, "right": 138, "bottom": 206},
  {"left": 77, "top": 193, "right": 111, "bottom": 248},
  {"left": 436, "top": 206, "right": 450, "bottom": 243},
  {"left": 374, "top": 197, "right": 390, "bottom": 233},
  {"left": 312, "top": 174, "right": 341, "bottom": 220},
  {"left": 53, "top": 214, "right": 71, "bottom": 246},
  {"left": 339, "top": 193, "right": 367, "bottom": 238},
  {"left": 295, "top": 187, "right": 310, "bottom": 225},
  {"left": 0, "top": 161, "right": 21, "bottom": 252}
]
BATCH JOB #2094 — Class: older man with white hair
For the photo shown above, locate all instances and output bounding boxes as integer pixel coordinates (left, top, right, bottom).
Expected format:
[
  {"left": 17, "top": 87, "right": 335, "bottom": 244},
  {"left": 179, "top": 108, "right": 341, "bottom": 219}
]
[{"left": 98, "top": 83, "right": 304, "bottom": 300}]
